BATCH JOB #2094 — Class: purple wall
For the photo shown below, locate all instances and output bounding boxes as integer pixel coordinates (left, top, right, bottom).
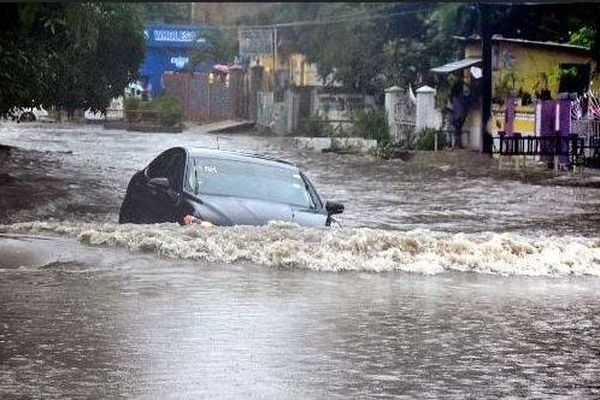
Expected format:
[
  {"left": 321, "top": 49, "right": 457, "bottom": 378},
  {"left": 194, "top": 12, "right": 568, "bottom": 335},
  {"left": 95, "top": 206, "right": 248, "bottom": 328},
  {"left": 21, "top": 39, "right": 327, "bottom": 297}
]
[
  {"left": 504, "top": 98, "right": 515, "bottom": 135},
  {"left": 539, "top": 100, "right": 556, "bottom": 136}
]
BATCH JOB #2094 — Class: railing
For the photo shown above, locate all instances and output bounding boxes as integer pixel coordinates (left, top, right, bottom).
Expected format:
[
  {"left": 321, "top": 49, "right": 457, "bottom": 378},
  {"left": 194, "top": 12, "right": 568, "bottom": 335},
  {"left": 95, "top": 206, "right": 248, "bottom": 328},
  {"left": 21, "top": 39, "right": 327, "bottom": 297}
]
[
  {"left": 572, "top": 120, "right": 600, "bottom": 159},
  {"left": 496, "top": 133, "right": 585, "bottom": 167},
  {"left": 572, "top": 119, "right": 600, "bottom": 140}
]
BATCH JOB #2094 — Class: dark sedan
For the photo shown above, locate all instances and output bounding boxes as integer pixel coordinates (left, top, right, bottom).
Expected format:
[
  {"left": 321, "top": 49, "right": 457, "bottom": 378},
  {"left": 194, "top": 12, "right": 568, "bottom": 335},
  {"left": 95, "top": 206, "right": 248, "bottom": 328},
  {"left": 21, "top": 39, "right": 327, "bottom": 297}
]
[{"left": 118, "top": 147, "right": 344, "bottom": 227}]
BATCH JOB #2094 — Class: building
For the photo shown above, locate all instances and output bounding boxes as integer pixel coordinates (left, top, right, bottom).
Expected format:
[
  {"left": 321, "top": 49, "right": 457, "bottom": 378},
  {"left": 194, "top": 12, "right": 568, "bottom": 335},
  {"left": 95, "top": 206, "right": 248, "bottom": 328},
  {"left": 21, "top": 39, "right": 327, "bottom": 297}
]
[
  {"left": 139, "top": 24, "right": 211, "bottom": 97},
  {"left": 431, "top": 35, "right": 599, "bottom": 150}
]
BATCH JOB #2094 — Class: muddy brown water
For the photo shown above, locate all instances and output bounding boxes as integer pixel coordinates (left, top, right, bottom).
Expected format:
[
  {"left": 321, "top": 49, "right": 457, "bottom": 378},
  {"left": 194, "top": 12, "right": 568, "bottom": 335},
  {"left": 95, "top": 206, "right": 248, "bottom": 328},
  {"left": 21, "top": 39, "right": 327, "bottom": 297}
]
[{"left": 1, "top": 124, "right": 600, "bottom": 398}]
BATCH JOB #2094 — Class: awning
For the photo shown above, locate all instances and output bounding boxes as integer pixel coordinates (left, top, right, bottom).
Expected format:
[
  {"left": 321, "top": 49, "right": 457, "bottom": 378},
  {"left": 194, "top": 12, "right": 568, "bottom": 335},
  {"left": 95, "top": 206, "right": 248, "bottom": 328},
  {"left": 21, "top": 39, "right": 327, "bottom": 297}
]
[
  {"left": 212, "top": 64, "right": 230, "bottom": 74},
  {"left": 430, "top": 58, "right": 481, "bottom": 74}
]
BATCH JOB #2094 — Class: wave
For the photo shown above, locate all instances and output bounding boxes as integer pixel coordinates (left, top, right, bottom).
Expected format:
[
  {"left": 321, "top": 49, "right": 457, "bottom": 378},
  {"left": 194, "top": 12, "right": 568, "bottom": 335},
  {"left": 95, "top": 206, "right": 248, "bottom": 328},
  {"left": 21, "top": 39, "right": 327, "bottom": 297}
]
[{"left": 2, "top": 221, "right": 600, "bottom": 276}]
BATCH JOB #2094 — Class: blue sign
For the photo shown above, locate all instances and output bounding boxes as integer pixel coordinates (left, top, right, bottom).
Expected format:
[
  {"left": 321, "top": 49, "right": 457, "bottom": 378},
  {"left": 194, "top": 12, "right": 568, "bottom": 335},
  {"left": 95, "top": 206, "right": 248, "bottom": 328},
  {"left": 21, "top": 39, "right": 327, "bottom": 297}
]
[
  {"left": 139, "top": 24, "right": 213, "bottom": 96},
  {"left": 170, "top": 56, "right": 189, "bottom": 69},
  {"left": 144, "top": 24, "right": 207, "bottom": 48}
]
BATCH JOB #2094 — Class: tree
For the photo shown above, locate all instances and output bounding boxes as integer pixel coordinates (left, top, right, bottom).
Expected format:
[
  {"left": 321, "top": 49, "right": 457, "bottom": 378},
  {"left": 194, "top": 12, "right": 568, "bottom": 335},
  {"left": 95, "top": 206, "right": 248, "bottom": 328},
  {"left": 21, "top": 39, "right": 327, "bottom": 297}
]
[
  {"left": 48, "top": 3, "right": 145, "bottom": 115},
  {"left": 134, "top": 2, "right": 192, "bottom": 25},
  {"left": 241, "top": 2, "right": 600, "bottom": 95},
  {"left": 0, "top": 3, "right": 60, "bottom": 117},
  {"left": 0, "top": 3, "right": 144, "bottom": 118},
  {"left": 242, "top": 3, "right": 455, "bottom": 94},
  {"left": 188, "top": 28, "right": 239, "bottom": 68}
]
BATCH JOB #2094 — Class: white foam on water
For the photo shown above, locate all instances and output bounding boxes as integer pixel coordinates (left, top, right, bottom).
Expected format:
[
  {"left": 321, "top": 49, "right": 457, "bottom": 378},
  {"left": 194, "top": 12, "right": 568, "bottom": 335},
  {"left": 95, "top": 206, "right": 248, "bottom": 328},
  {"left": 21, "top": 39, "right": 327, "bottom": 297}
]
[{"left": 3, "top": 221, "right": 600, "bottom": 276}]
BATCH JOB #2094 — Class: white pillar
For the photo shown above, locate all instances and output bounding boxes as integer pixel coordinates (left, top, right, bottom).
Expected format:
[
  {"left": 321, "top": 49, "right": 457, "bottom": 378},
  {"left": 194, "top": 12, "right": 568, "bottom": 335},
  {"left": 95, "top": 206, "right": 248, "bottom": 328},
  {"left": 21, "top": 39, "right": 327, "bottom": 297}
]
[
  {"left": 415, "top": 85, "right": 440, "bottom": 132},
  {"left": 535, "top": 101, "right": 541, "bottom": 136},
  {"left": 385, "top": 86, "right": 402, "bottom": 142}
]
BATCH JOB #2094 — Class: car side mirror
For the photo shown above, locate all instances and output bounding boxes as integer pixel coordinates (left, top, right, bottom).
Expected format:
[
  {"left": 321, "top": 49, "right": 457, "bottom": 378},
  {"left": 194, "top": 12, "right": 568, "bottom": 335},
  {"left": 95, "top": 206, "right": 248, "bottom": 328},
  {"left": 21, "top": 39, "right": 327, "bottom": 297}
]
[
  {"left": 325, "top": 201, "right": 344, "bottom": 215},
  {"left": 148, "top": 177, "right": 170, "bottom": 189}
]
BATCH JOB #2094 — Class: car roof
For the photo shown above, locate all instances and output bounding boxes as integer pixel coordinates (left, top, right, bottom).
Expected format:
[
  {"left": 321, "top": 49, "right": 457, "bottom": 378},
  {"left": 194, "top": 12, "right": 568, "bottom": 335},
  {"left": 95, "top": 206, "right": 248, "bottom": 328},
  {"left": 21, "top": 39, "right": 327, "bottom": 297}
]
[{"left": 180, "top": 147, "right": 299, "bottom": 171}]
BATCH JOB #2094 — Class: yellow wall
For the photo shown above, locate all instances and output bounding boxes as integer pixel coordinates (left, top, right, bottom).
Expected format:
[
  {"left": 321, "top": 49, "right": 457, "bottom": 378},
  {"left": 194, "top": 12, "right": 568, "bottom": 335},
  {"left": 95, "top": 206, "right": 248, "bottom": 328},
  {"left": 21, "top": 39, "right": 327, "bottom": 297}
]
[
  {"left": 465, "top": 41, "right": 599, "bottom": 95},
  {"left": 491, "top": 112, "right": 536, "bottom": 135},
  {"left": 288, "top": 53, "right": 322, "bottom": 86},
  {"left": 254, "top": 53, "right": 327, "bottom": 87},
  {"left": 254, "top": 54, "right": 276, "bottom": 74}
]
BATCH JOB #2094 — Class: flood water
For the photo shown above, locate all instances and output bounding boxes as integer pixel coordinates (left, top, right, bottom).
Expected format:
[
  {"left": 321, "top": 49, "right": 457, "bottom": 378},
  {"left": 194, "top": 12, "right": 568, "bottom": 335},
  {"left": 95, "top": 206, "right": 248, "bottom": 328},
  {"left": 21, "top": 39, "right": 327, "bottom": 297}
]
[{"left": 1, "top": 123, "right": 600, "bottom": 398}]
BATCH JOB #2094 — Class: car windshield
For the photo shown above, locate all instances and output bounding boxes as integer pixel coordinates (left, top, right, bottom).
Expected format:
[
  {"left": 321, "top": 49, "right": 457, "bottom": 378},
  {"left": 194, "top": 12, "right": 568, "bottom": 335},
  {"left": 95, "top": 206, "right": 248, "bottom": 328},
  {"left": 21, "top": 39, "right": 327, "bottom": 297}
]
[{"left": 186, "top": 157, "right": 316, "bottom": 209}]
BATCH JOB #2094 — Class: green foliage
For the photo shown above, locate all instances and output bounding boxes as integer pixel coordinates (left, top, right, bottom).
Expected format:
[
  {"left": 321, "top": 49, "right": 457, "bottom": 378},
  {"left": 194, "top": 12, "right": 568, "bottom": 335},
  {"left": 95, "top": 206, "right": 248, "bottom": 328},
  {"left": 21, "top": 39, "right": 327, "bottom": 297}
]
[
  {"left": 494, "top": 70, "right": 521, "bottom": 103},
  {"left": 125, "top": 96, "right": 183, "bottom": 127},
  {"left": 351, "top": 108, "right": 390, "bottom": 144},
  {"left": 244, "top": 3, "right": 600, "bottom": 93},
  {"left": 372, "top": 141, "right": 394, "bottom": 159},
  {"left": 414, "top": 127, "right": 446, "bottom": 151},
  {"left": 570, "top": 26, "right": 594, "bottom": 48},
  {"left": 123, "top": 97, "right": 142, "bottom": 114},
  {"left": 301, "top": 113, "right": 334, "bottom": 137},
  {"left": 189, "top": 29, "right": 239, "bottom": 68},
  {"left": 150, "top": 96, "right": 183, "bottom": 127},
  {"left": 133, "top": 2, "right": 191, "bottom": 24},
  {"left": 0, "top": 3, "right": 145, "bottom": 118},
  {"left": 244, "top": 3, "right": 477, "bottom": 94}
]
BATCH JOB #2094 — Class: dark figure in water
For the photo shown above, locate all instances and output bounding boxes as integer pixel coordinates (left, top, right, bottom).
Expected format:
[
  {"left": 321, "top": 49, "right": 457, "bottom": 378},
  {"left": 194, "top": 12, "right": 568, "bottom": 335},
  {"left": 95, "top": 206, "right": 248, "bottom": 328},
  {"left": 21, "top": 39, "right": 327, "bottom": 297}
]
[{"left": 449, "top": 83, "right": 469, "bottom": 149}]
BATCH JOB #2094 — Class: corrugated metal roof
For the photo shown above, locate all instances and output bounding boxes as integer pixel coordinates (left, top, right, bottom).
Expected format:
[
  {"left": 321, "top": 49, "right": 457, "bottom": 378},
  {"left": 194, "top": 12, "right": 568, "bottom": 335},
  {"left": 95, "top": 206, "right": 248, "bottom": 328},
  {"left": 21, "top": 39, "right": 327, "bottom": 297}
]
[
  {"left": 453, "top": 35, "right": 591, "bottom": 53},
  {"left": 430, "top": 58, "right": 482, "bottom": 74}
]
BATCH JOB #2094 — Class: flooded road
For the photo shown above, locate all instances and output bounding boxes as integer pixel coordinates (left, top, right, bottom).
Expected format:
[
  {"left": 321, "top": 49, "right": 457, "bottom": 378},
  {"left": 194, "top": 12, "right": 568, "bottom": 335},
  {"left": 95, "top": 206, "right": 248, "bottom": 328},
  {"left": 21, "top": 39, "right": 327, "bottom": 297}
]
[
  {"left": 2, "top": 123, "right": 600, "bottom": 398},
  {"left": 2, "top": 123, "right": 600, "bottom": 234},
  {"left": 1, "top": 234, "right": 599, "bottom": 399}
]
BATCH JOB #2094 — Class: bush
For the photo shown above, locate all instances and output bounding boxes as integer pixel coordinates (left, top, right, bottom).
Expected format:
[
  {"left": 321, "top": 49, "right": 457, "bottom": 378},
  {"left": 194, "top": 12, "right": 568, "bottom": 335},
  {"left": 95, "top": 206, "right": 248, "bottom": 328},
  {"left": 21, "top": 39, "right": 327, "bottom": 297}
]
[
  {"left": 123, "top": 96, "right": 142, "bottom": 113},
  {"left": 351, "top": 108, "right": 390, "bottom": 144},
  {"left": 124, "top": 96, "right": 183, "bottom": 127},
  {"left": 301, "top": 113, "right": 334, "bottom": 137},
  {"left": 124, "top": 97, "right": 142, "bottom": 122},
  {"left": 414, "top": 127, "right": 446, "bottom": 151},
  {"left": 151, "top": 96, "right": 183, "bottom": 127}
]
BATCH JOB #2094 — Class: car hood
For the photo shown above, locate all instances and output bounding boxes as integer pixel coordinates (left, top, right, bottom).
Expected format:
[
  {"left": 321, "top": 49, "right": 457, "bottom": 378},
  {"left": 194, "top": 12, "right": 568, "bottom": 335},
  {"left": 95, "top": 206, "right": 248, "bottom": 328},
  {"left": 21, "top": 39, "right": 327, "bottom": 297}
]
[{"left": 190, "top": 194, "right": 298, "bottom": 226}]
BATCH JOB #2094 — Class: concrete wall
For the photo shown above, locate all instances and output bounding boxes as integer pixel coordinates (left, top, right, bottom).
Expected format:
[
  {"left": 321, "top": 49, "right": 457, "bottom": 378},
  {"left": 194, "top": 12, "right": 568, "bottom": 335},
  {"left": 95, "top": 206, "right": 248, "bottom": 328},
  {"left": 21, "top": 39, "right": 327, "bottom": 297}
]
[
  {"left": 294, "top": 137, "right": 377, "bottom": 153},
  {"left": 463, "top": 106, "right": 482, "bottom": 151},
  {"left": 415, "top": 85, "right": 442, "bottom": 131}
]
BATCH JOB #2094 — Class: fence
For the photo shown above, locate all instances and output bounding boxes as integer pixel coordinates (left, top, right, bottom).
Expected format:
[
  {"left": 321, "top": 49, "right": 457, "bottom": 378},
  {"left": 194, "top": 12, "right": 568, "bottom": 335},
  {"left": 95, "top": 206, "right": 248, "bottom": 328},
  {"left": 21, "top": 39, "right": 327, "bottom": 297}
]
[
  {"left": 255, "top": 89, "right": 304, "bottom": 135},
  {"left": 256, "top": 91, "right": 287, "bottom": 135},
  {"left": 496, "top": 134, "right": 585, "bottom": 167},
  {"left": 163, "top": 71, "right": 247, "bottom": 121}
]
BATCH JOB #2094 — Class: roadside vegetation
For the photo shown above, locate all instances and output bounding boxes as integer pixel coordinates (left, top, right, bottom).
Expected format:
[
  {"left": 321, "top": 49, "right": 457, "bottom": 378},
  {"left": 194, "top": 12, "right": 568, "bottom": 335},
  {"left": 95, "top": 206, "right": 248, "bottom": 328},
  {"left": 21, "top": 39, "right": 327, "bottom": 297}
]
[
  {"left": 414, "top": 127, "right": 448, "bottom": 151},
  {"left": 0, "top": 3, "right": 144, "bottom": 120},
  {"left": 124, "top": 96, "right": 183, "bottom": 128}
]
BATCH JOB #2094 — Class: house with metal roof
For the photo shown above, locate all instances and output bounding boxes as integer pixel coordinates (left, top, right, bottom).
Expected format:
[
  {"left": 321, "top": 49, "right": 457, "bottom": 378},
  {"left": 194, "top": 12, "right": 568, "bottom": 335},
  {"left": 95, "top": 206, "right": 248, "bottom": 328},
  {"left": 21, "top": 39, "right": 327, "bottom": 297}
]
[{"left": 431, "top": 35, "right": 598, "bottom": 151}]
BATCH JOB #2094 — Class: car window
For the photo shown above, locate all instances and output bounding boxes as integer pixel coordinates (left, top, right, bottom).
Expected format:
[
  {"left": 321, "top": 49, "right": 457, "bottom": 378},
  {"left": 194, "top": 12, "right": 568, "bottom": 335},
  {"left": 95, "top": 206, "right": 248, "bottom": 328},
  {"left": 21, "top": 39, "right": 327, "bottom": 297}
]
[
  {"left": 166, "top": 153, "right": 185, "bottom": 189},
  {"left": 186, "top": 157, "right": 316, "bottom": 209},
  {"left": 301, "top": 173, "right": 323, "bottom": 210},
  {"left": 146, "top": 150, "right": 174, "bottom": 179}
]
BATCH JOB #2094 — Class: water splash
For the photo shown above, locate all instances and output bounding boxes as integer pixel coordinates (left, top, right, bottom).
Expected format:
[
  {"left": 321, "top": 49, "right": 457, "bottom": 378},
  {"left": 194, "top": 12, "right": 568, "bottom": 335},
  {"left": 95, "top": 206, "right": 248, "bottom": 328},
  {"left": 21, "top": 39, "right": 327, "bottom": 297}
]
[{"left": 2, "top": 221, "right": 600, "bottom": 276}]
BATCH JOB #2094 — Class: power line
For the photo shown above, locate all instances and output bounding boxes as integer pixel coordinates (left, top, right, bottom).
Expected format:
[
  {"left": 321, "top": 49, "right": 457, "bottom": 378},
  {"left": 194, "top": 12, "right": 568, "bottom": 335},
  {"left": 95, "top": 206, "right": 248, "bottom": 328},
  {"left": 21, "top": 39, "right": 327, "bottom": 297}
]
[
  {"left": 231, "top": 5, "right": 436, "bottom": 31},
  {"left": 195, "top": 4, "right": 398, "bottom": 31}
]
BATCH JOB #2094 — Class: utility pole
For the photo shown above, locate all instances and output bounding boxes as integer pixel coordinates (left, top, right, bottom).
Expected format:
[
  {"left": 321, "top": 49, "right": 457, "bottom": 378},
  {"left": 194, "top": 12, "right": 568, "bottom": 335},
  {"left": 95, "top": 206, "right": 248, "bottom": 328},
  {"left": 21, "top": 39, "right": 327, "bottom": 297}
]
[
  {"left": 479, "top": 3, "right": 493, "bottom": 154},
  {"left": 272, "top": 27, "right": 278, "bottom": 94}
]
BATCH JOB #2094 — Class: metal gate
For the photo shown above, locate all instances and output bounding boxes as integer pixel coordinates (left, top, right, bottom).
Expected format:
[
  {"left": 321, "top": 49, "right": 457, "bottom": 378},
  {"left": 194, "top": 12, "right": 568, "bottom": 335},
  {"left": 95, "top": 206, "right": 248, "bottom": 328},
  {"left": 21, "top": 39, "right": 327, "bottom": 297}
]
[{"left": 393, "top": 89, "right": 416, "bottom": 147}]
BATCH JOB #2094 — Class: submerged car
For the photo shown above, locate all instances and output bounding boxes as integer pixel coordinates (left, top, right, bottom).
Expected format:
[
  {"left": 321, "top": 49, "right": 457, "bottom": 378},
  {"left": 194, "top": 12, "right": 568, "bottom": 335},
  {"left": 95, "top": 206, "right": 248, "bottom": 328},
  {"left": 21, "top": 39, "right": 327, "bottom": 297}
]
[{"left": 119, "top": 147, "right": 344, "bottom": 227}]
